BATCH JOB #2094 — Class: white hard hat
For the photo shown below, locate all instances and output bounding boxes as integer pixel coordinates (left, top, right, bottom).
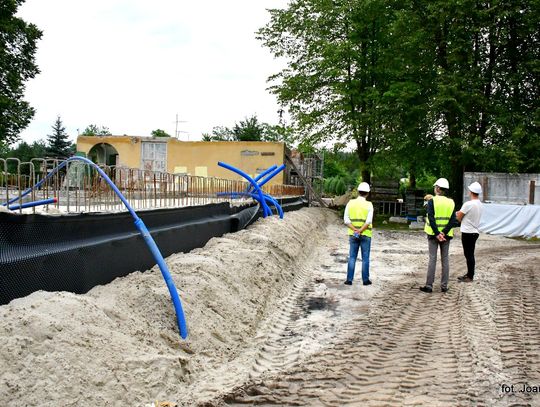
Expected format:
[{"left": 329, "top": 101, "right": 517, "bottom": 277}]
[
  {"left": 434, "top": 178, "right": 450, "bottom": 189},
  {"left": 357, "top": 182, "right": 370, "bottom": 192},
  {"left": 468, "top": 181, "right": 482, "bottom": 194}
]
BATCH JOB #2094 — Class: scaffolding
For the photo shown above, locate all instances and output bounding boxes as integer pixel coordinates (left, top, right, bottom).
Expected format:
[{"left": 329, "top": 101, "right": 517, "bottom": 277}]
[{"left": 285, "top": 150, "right": 326, "bottom": 207}]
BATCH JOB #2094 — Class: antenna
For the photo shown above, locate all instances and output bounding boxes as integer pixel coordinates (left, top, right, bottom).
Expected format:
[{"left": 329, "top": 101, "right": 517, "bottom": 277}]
[{"left": 174, "top": 114, "right": 188, "bottom": 140}]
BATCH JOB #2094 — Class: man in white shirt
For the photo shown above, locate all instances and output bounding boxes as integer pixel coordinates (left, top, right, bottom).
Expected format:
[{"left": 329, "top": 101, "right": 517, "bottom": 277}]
[
  {"left": 456, "top": 181, "right": 484, "bottom": 282},
  {"left": 343, "top": 182, "right": 374, "bottom": 286}
]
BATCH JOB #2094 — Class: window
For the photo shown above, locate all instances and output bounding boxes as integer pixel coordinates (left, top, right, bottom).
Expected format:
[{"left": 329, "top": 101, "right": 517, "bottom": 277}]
[{"left": 141, "top": 142, "right": 167, "bottom": 172}]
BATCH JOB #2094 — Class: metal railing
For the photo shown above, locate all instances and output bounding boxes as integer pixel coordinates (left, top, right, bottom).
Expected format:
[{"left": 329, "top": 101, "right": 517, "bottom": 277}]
[{"left": 1, "top": 158, "right": 306, "bottom": 214}]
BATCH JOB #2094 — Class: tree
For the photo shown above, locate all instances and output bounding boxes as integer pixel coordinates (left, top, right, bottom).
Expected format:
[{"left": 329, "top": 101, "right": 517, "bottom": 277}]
[
  {"left": 261, "top": 123, "right": 296, "bottom": 144},
  {"left": 232, "top": 115, "right": 264, "bottom": 141},
  {"left": 258, "top": 0, "right": 394, "bottom": 183},
  {"left": 202, "top": 116, "right": 290, "bottom": 142},
  {"left": 46, "top": 116, "right": 72, "bottom": 158},
  {"left": 80, "top": 124, "right": 111, "bottom": 136},
  {"left": 0, "top": 139, "right": 47, "bottom": 174},
  {"left": 0, "top": 0, "right": 42, "bottom": 147},
  {"left": 400, "top": 0, "right": 539, "bottom": 204},
  {"left": 151, "top": 129, "right": 171, "bottom": 138},
  {"left": 202, "top": 126, "right": 234, "bottom": 141}
]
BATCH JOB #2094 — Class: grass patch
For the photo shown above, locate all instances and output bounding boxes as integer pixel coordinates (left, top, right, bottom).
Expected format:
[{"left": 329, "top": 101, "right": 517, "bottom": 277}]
[
  {"left": 509, "top": 236, "right": 540, "bottom": 243},
  {"left": 373, "top": 214, "right": 412, "bottom": 231}
]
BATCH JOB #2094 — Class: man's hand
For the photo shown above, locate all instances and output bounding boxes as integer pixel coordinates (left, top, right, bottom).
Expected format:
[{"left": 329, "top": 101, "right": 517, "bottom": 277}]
[{"left": 436, "top": 233, "right": 446, "bottom": 242}]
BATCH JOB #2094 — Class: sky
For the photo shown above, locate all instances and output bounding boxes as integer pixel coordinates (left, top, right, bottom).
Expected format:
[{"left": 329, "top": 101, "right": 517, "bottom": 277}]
[{"left": 16, "top": 0, "right": 288, "bottom": 145}]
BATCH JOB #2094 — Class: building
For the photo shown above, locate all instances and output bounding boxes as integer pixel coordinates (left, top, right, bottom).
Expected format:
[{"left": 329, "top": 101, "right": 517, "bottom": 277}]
[{"left": 76, "top": 136, "right": 287, "bottom": 185}]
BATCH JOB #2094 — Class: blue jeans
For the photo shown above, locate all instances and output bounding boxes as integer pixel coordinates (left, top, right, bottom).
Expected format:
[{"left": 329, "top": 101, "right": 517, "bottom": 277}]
[{"left": 347, "top": 235, "right": 371, "bottom": 283}]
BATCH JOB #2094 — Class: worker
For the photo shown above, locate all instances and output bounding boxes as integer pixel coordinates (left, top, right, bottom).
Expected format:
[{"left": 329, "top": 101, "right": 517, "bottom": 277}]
[
  {"left": 419, "top": 178, "right": 457, "bottom": 293},
  {"left": 343, "top": 182, "right": 374, "bottom": 286},
  {"left": 456, "top": 181, "right": 484, "bottom": 282}
]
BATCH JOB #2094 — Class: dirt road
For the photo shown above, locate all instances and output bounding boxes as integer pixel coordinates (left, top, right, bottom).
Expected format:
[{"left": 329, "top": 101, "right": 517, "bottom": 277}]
[{"left": 194, "top": 215, "right": 540, "bottom": 406}]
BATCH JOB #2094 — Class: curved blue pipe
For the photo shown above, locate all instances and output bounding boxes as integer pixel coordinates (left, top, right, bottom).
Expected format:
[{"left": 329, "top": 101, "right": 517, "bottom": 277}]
[
  {"left": 254, "top": 165, "right": 277, "bottom": 183},
  {"left": 255, "top": 164, "right": 286, "bottom": 189},
  {"left": 217, "top": 191, "right": 283, "bottom": 218},
  {"left": 3, "top": 161, "right": 69, "bottom": 206},
  {"left": 261, "top": 194, "right": 284, "bottom": 219},
  {"left": 217, "top": 161, "right": 271, "bottom": 217},
  {"left": 246, "top": 165, "right": 278, "bottom": 193},
  {"left": 4, "top": 157, "right": 188, "bottom": 339},
  {"left": 8, "top": 197, "right": 57, "bottom": 210}
]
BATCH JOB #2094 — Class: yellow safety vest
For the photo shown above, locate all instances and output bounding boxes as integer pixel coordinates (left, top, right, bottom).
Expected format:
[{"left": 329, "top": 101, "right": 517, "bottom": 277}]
[
  {"left": 347, "top": 199, "right": 373, "bottom": 238},
  {"left": 424, "top": 195, "right": 455, "bottom": 237}
]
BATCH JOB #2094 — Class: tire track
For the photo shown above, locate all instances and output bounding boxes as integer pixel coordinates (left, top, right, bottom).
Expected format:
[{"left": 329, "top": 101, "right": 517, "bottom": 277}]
[{"left": 205, "top": 244, "right": 540, "bottom": 407}]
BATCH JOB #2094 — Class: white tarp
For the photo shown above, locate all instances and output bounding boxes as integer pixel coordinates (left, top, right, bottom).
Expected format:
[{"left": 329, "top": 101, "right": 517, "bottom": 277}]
[{"left": 480, "top": 203, "right": 540, "bottom": 238}]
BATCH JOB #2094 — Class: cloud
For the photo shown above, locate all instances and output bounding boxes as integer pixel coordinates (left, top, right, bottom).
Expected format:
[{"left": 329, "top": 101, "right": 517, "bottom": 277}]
[{"left": 16, "top": 0, "right": 288, "bottom": 143}]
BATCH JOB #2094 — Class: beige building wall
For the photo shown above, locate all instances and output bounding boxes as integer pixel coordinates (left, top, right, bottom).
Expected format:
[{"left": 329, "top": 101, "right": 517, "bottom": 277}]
[
  {"left": 77, "top": 136, "right": 142, "bottom": 168},
  {"left": 166, "top": 140, "right": 285, "bottom": 185},
  {"left": 76, "top": 136, "right": 286, "bottom": 185}
]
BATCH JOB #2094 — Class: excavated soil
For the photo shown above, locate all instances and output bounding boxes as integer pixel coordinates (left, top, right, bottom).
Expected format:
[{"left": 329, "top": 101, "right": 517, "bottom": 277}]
[{"left": 1, "top": 208, "right": 539, "bottom": 407}]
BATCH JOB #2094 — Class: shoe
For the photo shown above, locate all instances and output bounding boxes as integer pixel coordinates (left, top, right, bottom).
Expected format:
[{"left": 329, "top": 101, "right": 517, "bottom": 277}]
[
  {"left": 344, "top": 281, "right": 352, "bottom": 285},
  {"left": 441, "top": 287, "right": 448, "bottom": 293},
  {"left": 363, "top": 280, "right": 372, "bottom": 286},
  {"left": 419, "top": 286, "right": 432, "bottom": 293},
  {"left": 458, "top": 276, "right": 473, "bottom": 283}
]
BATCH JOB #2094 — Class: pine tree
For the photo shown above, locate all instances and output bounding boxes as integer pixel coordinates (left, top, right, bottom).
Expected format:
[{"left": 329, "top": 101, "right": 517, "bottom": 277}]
[{"left": 46, "top": 116, "right": 72, "bottom": 158}]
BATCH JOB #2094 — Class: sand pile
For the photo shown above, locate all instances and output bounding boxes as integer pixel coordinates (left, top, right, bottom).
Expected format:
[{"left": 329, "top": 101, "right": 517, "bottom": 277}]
[{"left": 0, "top": 208, "right": 329, "bottom": 406}]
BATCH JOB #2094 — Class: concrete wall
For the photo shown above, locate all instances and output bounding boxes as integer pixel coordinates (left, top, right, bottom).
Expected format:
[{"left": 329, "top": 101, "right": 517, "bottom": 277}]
[
  {"left": 464, "top": 172, "right": 540, "bottom": 205},
  {"left": 77, "top": 136, "right": 286, "bottom": 185}
]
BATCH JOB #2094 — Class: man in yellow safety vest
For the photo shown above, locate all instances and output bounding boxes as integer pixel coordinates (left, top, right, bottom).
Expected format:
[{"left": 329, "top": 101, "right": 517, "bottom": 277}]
[
  {"left": 343, "top": 182, "right": 374, "bottom": 286},
  {"left": 420, "top": 178, "right": 458, "bottom": 293}
]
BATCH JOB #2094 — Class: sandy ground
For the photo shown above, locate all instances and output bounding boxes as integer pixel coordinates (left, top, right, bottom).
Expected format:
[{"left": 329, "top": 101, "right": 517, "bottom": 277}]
[{"left": 1, "top": 208, "right": 539, "bottom": 406}]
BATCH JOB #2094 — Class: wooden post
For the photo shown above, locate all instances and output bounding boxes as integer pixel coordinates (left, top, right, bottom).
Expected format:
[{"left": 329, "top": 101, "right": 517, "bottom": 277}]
[
  {"left": 482, "top": 176, "right": 489, "bottom": 201},
  {"left": 530, "top": 180, "right": 536, "bottom": 205}
]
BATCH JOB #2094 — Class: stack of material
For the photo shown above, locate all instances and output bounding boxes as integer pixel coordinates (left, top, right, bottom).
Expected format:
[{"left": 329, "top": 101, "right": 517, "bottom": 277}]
[
  {"left": 370, "top": 179, "right": 400, "bottom": 202},
  {"left": 405, "top": 190, "right": 426, "bottom": 218}
]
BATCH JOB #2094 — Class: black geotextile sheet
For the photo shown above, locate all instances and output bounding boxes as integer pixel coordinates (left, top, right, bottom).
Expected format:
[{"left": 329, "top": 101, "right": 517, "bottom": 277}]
[{"left": 0, "top": 197, "right": 307, "bottom": 304}]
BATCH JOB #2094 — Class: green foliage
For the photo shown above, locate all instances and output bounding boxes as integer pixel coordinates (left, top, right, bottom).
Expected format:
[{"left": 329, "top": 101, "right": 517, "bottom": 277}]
[
  {"left": 202, "top": 115, "right": 297, "bottom": 144},
  {"left": 334, "top": 178, "right": 346, "bottom": 195},
  {"left": 202, "top": 126, "right": 234, "bottom": 141},
  {"left": 0, "top": 0, "right": 42, "bottom": 146},
  {"left": 261, "top": 123, "right": 296, "bottom": 144},
  {"left": 151, "top": 129, "right": 171, "bottom": 138},
  {"left": 81, "top": 124, "right": 111, "bottom": 137},
  {"left": 259, "top": 0, "right": 539, "bottom": 206},
  {"left": 233, "top": 115, "right": 264, "bottom": 141},
  {"left": 258, "top": 0, "right": 396, "bottom": 183},
  {"left": 46, "top": 116, "right": 72, "bottom": 158},
  {"left": 0, "top": 139, "right": 47, "bottom": 174}
]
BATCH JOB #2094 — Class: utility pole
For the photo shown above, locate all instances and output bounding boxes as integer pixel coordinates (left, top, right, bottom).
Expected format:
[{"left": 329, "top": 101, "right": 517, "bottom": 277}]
[{"left": 174, "top": 114, "right": 188, "bottom": 140}]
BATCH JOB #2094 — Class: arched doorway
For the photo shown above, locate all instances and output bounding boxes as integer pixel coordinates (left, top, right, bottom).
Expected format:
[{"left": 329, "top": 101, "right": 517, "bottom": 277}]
[{"left": 88, "top": 143, "right": 119, "bottom": 166}]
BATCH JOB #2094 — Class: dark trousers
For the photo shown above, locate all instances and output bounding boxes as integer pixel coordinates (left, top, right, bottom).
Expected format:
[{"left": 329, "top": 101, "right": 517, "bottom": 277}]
[{"left": 462, "top": 232, "right": 479, "bottom": 279}]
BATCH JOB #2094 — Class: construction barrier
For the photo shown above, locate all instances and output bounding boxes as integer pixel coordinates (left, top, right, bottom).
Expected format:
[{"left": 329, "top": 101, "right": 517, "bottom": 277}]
[{"left": 0, "top": 197, "right": 306, "bottom": 305}]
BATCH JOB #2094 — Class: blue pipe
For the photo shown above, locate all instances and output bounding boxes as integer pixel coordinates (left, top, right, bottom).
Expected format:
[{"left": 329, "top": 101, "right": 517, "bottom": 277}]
[
  {"left": 255, "top": 164, "right": 286, "bottom": 189},
  {"left": 3, "top": 161, "right": 69, "bottom": 206},
  {"left": 8, "top": 197, "right": 57, "bottom": 210},
  {"left": 217, "top": 191, "right": 283, "bottom": 218},
  {"left": 217, "top": 161, "right": 271, "bottom": 217},
  {"left": 254, "top": 165, "right": 277, "bottom": 183},
  {"left": 4, "top": 157, "right": 188, "bottom": 339},
  {"left": 262, "top": 194, "right": 284, "bottom": 219},
  {"left": 134, "top": 219, "right": 188, "bottom": 339},
  {"left": 246, "top": 165, "right": 278, "bottom": 193}
]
